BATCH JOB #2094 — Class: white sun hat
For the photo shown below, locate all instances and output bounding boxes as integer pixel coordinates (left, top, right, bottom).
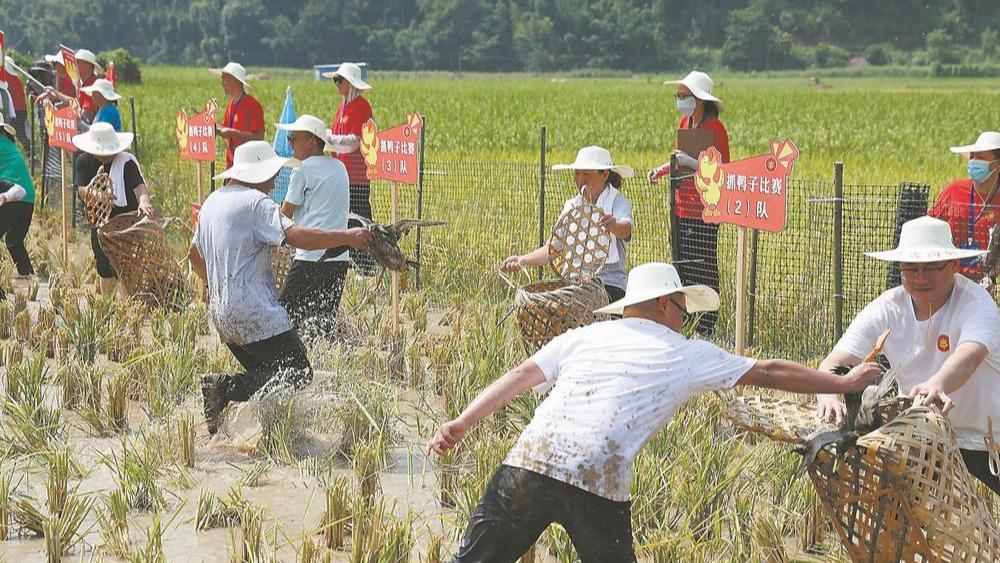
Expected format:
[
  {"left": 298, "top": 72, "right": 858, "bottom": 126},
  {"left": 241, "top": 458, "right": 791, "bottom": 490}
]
[
  {"left": 595, "top": 262, "right": 719, "bottom": 315},
  {"left": 74, "top": 49, "right": 104, "bottom": 74},
  {"left": 213, "top": 141, "right": 300, "bottom": 184},
  {"left": 0, "top": 114, "right": 15, "bottom": 139},
  {"left": 552, "top": 146, "right": 635, "bottom": 178},
  {"left": 72, "top": 122, "right": 134, "bottom": 156},
  {"left": 80, "top": 78, "right": 121, "bottom": 101},
  {"left": 44, "top": 51, "right": 64, "bottom": 66},
  {"left": 212, "top": 62, "right": 251, "bottom": 90},
  {"left": 276, "top": 114, "right": 335, "bottom": 152},
  {"left": 949, "top": 131, "right": 1000, "bottom": 154},
  {"left": 866, "top": 216, "right": 987, "bottom": 263},
  {"left": 663, "top": 70, "right": 724, "bottom": 111},
  {"left": 321, "top": 62, "right": 372, "bottom": 91}
]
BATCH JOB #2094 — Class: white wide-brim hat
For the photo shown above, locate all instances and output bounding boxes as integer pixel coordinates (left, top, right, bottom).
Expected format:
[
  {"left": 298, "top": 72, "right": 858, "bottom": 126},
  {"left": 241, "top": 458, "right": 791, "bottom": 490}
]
[
  {"left": 72, "top": 122, "right": 134, "bottom": 156},
  {"left": 949, "top": 131, "right": 1000, "bottom": 154},
  {"left": 552, "top": 146, "right": 635, "bottom": 178},
  {"left": 664, "top": 70, "right": 724, "bottom": 111},
  {"left": 44, "top": 52, "right": 64, "bottom": 66},
  {"left": 595, "top": 262, "right": 719, "bottom": 315},
  {"left": 75, "top": 49, "right": 104, "bottom": 74},
  {"left": 0, "top": 114, "right": 15, "bottom": 139},
  {"left": 276, "top": 114, "right": 335, "bottom": 152},
  {"left": 866, "top": 216, "right": 987, "bottom": 263},
  {"left": 211, "top": 62, "right": 251, "bottom": 90},
  {"left": 213, "top": 140, "right": 300, "bottom": 184},
  {"left": 80, "top": 78, "right": 121, "bottom": 101},
  {"left": 321, "top": 62, "right": 372, "bottom": 91}
]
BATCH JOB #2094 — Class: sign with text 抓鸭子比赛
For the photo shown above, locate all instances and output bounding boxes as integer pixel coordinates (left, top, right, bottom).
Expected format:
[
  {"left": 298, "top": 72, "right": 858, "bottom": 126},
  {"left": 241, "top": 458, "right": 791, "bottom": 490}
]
[
  {"left": 359, "top": 113, "right": 423, "bottom": 185},
  {"left": 176, "top": 100, "right": 219, "bottom": 162}
]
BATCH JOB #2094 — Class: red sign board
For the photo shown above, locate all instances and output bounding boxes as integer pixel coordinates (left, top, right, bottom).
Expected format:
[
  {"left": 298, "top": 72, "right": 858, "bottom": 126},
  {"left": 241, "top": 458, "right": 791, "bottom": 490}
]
[
  {"left": 60, "top": 44, "right": 80, "bottom": 92},
  {"left": 695, "top": 140, "right": 799, "bottom": 233},
  {"left": 176, "top": 100, "right": 219, "bottom": 162},
  {"left": 0, "top": 31, "right": 5, "bottom": 67},
  {"left": 43, "top": 99, "right": 78, "bottom": 151},
  {"left": 359, "top": 112, "right": 423, "bottom": 185}
]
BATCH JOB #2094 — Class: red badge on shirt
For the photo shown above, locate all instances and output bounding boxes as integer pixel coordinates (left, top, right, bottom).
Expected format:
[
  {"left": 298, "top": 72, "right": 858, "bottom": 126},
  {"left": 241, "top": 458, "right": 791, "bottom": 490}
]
[{"left": 937, "top": 335, "right": 950, "bottom": 352}]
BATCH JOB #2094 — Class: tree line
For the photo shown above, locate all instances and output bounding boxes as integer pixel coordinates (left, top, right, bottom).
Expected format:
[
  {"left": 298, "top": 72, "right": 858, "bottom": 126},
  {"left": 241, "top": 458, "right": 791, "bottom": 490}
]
[{"left": 3, "top": 0, "right": 998, "bottom": 72}]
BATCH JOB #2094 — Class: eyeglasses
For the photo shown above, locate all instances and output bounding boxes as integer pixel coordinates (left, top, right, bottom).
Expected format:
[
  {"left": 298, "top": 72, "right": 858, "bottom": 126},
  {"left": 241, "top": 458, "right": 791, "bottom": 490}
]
[
  {"left": 899, "top": 261, "right": 952, "bottom": 276},
  {"left": 666, "top": 296, "right": 691, "bottom": 321},
  {"left": 286, "top": 134, "right": 297, "bottom": 144},
  {"left": 674, "top": 93, "right": 694, "bottom": 101}
]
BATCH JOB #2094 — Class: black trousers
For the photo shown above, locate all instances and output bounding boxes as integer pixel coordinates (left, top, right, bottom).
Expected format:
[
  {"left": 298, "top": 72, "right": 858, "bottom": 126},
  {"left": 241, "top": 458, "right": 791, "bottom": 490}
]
[
  {"left": 675, "top": 218, "right": 720, "bottom": 336},
  {"left": 452, "top": 465, "right": 635, "bottom": 563},
  {"left": 90, "top": 227, "right": 116, "bottom": 278},
  {"left": 222, "top": 329, "right": 313, "bottom": 403},
  {"left": 0, "top": 201, "right": 34, "bottom": 276},
  {"left": 278, "top": 259, "right": 348, "bottom": 342},
  {"left": 348, "top": 184, "right": 375, "bottom": 274},
  {"left": 961, "top": 449, "right": 1000, "bottom": 495}
]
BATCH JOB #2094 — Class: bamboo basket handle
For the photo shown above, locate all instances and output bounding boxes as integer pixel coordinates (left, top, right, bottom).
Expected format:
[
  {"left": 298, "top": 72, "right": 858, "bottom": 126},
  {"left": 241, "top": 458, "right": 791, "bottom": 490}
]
[{"left": 496, "top": 267, "right": 531, "bottom": 289}]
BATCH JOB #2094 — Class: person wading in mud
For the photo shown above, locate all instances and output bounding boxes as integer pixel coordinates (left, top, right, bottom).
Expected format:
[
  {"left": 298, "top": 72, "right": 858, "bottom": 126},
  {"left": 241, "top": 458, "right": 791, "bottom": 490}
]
[
  {"left": 189, "top": 141, "right": 371, "bottom": 434},
  {"left": 427, "top": 262, "right": 882, "bottom": 563}
]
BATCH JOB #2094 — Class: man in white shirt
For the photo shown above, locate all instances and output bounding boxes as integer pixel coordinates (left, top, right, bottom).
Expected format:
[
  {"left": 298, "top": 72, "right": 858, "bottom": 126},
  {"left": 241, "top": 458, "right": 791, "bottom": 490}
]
[
  {"left": 817, "top": 216, "right": 1000, "bottom": 495},
  {"left": 276, "top": 115, "right": 351, "bottom": 342},
  {"left": 427, "top": 262, "right": 881, "bottom": 562},
  {"left": 188, "top": 141, "right": 370, "bottom": 434}
]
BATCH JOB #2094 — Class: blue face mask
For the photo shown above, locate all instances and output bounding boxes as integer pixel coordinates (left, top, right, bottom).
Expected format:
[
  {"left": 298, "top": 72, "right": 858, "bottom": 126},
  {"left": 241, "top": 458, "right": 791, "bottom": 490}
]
[{"left": 967, "top": 159, "right": 996, "bottom": 183}]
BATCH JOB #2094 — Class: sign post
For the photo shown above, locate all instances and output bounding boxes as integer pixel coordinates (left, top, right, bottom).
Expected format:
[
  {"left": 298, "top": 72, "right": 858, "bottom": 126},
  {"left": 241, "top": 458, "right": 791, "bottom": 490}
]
[
  {"left": 694, "top": 140, "right": 799, "bottom": 355},
  {"left": 359, "top": 112, "right": 424, "bottom": 330},
  {"left": 44, "top": 99, "right": 79, "bottom": 262}
]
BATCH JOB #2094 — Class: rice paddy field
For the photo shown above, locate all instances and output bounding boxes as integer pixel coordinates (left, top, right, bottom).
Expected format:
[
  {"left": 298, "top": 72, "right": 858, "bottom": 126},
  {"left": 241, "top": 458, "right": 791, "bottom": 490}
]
[{"left": 2, "top": 67, "right": 999, "bottom": 561}]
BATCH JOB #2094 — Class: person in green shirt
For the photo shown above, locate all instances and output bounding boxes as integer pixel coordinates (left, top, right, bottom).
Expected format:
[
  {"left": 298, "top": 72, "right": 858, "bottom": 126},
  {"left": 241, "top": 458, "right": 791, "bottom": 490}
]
[{"left": 0, "top": 113, "right": 35, "bottom": 278}]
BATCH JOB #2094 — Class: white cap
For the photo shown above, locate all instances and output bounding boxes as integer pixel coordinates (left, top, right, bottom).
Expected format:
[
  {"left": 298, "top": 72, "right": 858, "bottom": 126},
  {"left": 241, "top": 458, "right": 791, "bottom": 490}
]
[
  {"left": 80, "top": 78, "right": 121, "bottom": 101},
  {"left": 320, "top": 62, "right": 372, "bottom": 91},
  {"left": 212, "top": 62, "right": 251, "bottom": 90},
  {"left": 866, "top": 216, "right": 987, "bottom": 263},
  {"left": 276, "top": 114, "right": 335, "bottom": 152},
  {"left": 595, "top": 262, "right": 719, "bottom": 315},
  {"left": 213, "top": 141, "right": 300, "bottom": 184},
  {"left": 664, "top": 71, "right": 724, "bottom": 111},
  {"left": 552, "top": 146, "right": 634, "bottom": 178},
  {"left": 74, "top": 49, "right": 104, "bottom": 74},
  {"left": 949, "top": 131, "right": 1000, "bottom": 155}
]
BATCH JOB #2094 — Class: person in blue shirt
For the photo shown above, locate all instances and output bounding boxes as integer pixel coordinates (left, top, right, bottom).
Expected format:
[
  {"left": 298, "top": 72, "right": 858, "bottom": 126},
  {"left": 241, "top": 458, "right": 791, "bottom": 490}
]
[{"left": 80, "top": 79, "right": 123, "bottom": 132}]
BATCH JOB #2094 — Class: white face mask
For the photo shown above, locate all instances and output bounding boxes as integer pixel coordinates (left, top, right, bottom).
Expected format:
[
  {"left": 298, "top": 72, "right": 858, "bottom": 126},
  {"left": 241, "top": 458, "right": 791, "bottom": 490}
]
[{"left": 676, "top": 96, "right": 696, "bottom": 117}]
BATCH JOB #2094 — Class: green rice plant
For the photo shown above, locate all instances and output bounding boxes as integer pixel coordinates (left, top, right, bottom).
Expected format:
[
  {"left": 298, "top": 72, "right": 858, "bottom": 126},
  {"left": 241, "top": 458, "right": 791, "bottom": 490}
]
[
  {"left": 12, "top": 309, "right": 31, "bottom": 343},
  {"left": 196, "top": 486, "right": 247, "bottom": 530},
  {"left": 402, "top": 291, "right": 428, "bottom": 332},
  {"left": 106, "top": 368, "right": 130, "bottom": 433},
  {"left": 2, "top": 395, "right": 62, "bottom": 454},
  {"left": 0, "top": 470, "right": 12, "bottom": 540},
  {"left": 100, "top": 488, "right": 132, "bottom": 558},
  {"left": 11, "top": 494, "right": 45, "bottom": 535},
  {"left": 141, "top": 344, "right": 200, "bottom": 419},
  {"left": 64, "top": 303, "right": 107, "bottom": 364},
  {"left": 752, "top": 512, "right": 789, "bottom": 563},
  {"left": 34, "top": 305, "right": 56, "bottom": 344},
  {"left": 0, "top": 301, "right": 12, "bottom": 339},
  {"left": 435, "top": 448, "right": 458, "bottom": 507},
  {"left": 229, "top": 504, "right": 269, "bottom": 563},
  {"left": 424, "top": 534, "right": 444, "bottom": 563},
  {"left": 2, "top": 340, "right": 23, "bottom": 368},
  {"left": 352, "top": 435, "right": 384, "bottom": 501},
  {"left": 79, "top": 366, "right": 110, "bottom": 436},
  {"left": 106, "top": 436, "right": 165, "bottom": 512},
  {"left": 320, "top": 477, "right": 350, "bottom": 550},
  {"left": 46, "top": 447, "right": 74, "bottom": 517},
  {"left": 406, "top": 341, "right": 423, "bottom": 389},
  {"left": 6, "top": 350, "right": 47, "bottom": 404},
  {"left": 57, "top": 363, "right": 82, "bottom": 411},
  {"left": 42, "top": 492, "right": 94, "bottom": 560},
  {"left": 349, "top": 496, "right": 387, "bottom": 563},
  {"left": 133, "top": 512, "right": 166, "bottom": 563},
  {"left": 259, "top": 397, "right": 304, "bottom": 464},
  {"left": 11, "top": 291, "right": 27, "bottom": 316},
  {"left": 27, "top": 280, "right": 39, "bottom": 301},
  {"left": 177, "top": 412, "right": 195, "bottom": 468},
  {"left": 378, "top": 511, "right": 415, "bottom": 563},
  {"left": 236, "top": 461, "right": 270, "bottom": 488},
  {"left": 0, "top": 260, "right": 12, "bottom": 296},
  {"left": 332, "top": 382, "right": 395, "bottom": 458}
]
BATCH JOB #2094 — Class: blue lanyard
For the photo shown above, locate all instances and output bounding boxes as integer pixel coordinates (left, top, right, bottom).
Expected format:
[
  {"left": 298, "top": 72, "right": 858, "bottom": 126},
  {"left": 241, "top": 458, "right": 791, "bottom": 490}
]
[
  {"left": 968, "top": 186, "right": 998, "bottom": 243},
  {"left": 227, "top": 94, "right": 245, "bottom": 128}
]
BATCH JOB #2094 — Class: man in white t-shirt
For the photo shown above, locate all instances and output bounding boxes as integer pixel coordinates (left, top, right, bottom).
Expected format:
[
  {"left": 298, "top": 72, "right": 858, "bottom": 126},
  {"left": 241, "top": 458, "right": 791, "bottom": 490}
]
[
  {"left": 188, "top": 141, "right": 370, "bottom": 434},
  {"left": 276, "top": 115, "right": 351, "bottom": 342},
  {"left": 427, "top": 262, "right": 881, "bottom": 562},
  {"left": 817, "top": 216, "right": 1000, "bottom": 495}
]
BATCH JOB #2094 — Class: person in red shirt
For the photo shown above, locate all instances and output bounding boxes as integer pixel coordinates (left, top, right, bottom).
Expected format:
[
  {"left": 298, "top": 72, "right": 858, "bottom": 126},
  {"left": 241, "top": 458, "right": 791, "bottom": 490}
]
[
  {"left": 929, "top": 131, "right": 1000, "bottom": 287},
  {"left": 74, "top": 49, "right": 102, "bottom": 122},
  {"left": 213, "top": 62, "right": 265, "bottom": 168},
  {"left": 648, "top": 71, "right": 729, "bottom": 336},
  {"left": 322, "top": 62, "right": 375, "bottom": 275}
]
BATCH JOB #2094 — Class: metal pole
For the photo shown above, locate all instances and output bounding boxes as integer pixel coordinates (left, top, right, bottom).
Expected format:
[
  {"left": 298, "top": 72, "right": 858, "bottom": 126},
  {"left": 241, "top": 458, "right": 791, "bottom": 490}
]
[
  {"left": 668, "top": 154, "right": 681, "bottom": 265},
  {"left": 129, "top": 96, "right": 139, "bottom": 160},
  {"left": 415, "top": 116, "right": 426, "bottom": 290},
  {"left": 537, "top": 126, "right": 546, "bottom": 281},
  {"left": 833, "top": 162, "right": 845, "bottom": 342},
  {"left": 746, "top": 228, "right": 759, "bottom": 348}
]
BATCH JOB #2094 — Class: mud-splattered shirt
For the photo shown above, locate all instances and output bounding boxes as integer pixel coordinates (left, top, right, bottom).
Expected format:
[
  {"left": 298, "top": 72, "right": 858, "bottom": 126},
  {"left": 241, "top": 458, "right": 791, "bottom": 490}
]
[
  {"left": 504, "top": 318, "right": 754, "bottom": 501},
  {"left": 193, "top": 184, "right": 294, "bottom": 345}
]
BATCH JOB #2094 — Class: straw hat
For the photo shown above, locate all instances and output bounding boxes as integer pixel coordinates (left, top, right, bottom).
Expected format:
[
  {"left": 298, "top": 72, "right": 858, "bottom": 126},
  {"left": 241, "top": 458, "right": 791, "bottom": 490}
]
[
  {"left": 595, "top": 262, "right": 719, "bottom": 315},
  {"left": 72, "top": 122, "right": 134, "bottom": 156},
  {"left": 663, "top": 71, "right": 724, "bottom": 112},
  {"left": 80, "top": 78, "right": 121, "bottom": 101},
  {"left": 949, "top": 131, "right": 1000, "bottom": 155},
  {"left": 552, "top": 146, "right": 634, "bottom": 178},
  {"left": 321, "top": 62, "right": 372, "bottom": 91},
  {"left": 75, "top": 49, "right": 104, "bottom": 74},
  {"left": 211, "top": 62, "right": 251, "bottom": 90},
  {"left": 866, "top": 216, "right": 986, "bottom": 263},
  {"left": 276, "top": 114, "right": 335, "bottom": 152},
  {"left": 213, "top": 141, "right": 300, "bottom": 184},
  {"left": 0, "top": 114, "right": 15, "bottom": 139}
]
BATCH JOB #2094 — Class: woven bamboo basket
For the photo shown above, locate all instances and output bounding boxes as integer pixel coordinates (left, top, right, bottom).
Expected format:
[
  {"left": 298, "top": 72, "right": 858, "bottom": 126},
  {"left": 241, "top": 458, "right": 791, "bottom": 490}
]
[
  {"left": 81, "top": 168, "right": 115, "bottom": 229},
  {"left": 97, "top": 212, "right": 189, "bottom": 309},
  {"left": 272, "top": 245, "right": 295, "bottom": 292},
  {"left": 724, "top": 393, "right": 1000, "bottom": 561},
  {"left": 504, "top": 203, "right": 613, "bottom": 351}
]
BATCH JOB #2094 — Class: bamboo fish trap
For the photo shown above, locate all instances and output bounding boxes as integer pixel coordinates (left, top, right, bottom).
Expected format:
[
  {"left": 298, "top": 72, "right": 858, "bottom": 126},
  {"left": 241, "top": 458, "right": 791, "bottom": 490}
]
[{"left": 97, "top": 211, "right": 189, "bottom": 309}]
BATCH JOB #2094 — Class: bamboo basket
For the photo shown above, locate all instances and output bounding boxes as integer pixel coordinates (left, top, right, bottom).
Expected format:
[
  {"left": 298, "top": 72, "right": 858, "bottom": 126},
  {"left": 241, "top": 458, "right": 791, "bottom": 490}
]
[
  {"left": 272, "top": 245, "right": 295, "bottom": 292},
  {"left": 97, "top": 212, "right": 189, "bottom": 309},
  {"left": 80, "top": 168, "right": 115, "bottom": 229}
]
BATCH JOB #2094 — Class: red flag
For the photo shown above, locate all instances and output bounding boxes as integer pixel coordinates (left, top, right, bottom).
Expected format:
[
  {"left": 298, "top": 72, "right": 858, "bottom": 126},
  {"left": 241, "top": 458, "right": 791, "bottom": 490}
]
[
  {"left": 105, "top": 61, "right": 116, "bottom": 86},
  {"left": 59, "top": 44, "right": 80, "bottom": 93}
]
